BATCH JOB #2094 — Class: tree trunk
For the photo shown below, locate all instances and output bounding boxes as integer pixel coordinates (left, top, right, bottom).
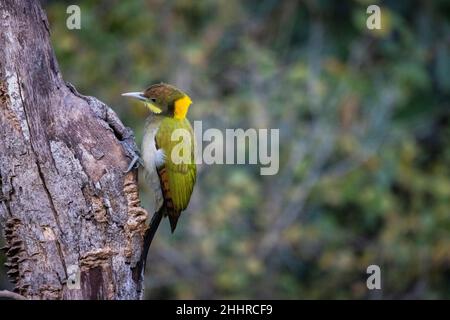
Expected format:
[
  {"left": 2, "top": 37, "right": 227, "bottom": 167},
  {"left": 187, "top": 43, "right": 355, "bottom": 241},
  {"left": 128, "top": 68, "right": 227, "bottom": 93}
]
[{"left": 0, "top": 0, "right": 149, "bottom": 299}]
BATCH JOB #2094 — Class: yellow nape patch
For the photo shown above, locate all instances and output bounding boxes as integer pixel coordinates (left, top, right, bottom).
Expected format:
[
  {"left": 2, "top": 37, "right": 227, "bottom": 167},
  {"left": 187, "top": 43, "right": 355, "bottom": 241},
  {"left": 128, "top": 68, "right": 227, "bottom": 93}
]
[
  {"left": 174, "top": 95, "right": 192, "bottom": 120},
  {"left": 145, "top": 102, "right": 162, "bottom": 114}
]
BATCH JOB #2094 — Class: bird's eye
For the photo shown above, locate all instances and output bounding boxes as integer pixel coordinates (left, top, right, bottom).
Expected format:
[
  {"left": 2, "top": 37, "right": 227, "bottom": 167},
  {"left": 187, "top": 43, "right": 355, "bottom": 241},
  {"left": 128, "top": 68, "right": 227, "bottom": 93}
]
[{"left": 150, "top": 98, "right": 156, "bottom": 103}]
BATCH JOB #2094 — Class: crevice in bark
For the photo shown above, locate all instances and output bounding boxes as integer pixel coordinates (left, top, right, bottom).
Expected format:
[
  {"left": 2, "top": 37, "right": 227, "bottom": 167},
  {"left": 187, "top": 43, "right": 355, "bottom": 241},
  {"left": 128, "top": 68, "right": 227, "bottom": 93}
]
[{"left": 35, "top": 161, "right": 63, "bottom": 233}]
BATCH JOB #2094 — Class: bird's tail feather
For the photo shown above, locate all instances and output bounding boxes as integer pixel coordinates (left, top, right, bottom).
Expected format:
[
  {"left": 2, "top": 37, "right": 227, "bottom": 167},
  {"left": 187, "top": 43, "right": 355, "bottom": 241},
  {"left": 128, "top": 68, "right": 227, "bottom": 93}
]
[{"left": 168, "top": 213, "right": 180, "bottom": 233}]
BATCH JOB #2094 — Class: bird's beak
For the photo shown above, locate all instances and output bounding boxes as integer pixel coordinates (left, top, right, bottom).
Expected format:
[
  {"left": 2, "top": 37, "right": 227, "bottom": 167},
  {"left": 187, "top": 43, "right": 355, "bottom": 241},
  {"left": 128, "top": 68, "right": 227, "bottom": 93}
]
[{"left": 121, "top": 92, "right": 147, "bottom": 101}]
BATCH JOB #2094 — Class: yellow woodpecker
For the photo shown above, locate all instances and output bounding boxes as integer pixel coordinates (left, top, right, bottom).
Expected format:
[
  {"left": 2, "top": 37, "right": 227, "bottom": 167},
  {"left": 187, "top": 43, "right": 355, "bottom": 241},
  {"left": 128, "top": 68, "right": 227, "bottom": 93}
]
[{"left": 122, "top": 83, "right": 196, "bottom": 232}]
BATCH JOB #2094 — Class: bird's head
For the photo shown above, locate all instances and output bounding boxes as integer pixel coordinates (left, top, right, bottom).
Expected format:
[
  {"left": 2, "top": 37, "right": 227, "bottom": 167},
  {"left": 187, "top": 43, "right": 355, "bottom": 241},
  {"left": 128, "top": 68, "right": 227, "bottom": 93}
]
[{"left": 122, "top": 83, "right": 192, "bottom": 120}]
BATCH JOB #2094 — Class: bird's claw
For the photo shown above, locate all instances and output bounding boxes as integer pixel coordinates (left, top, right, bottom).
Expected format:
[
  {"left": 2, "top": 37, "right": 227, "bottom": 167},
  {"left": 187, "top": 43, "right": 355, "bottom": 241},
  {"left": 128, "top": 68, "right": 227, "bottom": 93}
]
[
  {"left": 125, "top": 154, "right": 144, "bottom": 173},
  {"left": 120, "top": 138, "right": 144, "bottom": 173}
]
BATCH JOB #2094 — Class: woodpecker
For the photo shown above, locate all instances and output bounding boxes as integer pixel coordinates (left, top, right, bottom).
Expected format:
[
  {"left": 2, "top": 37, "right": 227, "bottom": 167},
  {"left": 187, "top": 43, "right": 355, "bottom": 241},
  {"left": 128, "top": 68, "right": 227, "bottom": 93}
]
[{"left": 122, "top": 83, "right": 196, "bottom": 233}]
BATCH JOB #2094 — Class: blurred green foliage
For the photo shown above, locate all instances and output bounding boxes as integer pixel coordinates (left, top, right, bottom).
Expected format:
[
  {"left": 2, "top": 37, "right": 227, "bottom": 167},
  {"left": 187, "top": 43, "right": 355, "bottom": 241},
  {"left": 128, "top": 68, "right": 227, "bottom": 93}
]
[{"left": 1, "top": 0, "right": 450, "bottom": 299}]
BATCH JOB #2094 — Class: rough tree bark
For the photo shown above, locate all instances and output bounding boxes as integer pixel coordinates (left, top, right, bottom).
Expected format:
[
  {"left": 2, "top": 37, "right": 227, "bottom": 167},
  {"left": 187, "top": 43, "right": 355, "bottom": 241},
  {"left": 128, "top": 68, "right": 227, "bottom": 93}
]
[{"left": 0, "top": 0, "right": 150, "bottom": 299}]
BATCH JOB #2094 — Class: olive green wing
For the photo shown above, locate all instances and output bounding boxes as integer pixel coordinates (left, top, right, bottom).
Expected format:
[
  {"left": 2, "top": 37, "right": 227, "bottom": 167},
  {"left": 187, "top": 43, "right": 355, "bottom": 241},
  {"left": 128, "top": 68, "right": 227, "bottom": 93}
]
[{"left": 155, "top": 118, "right": 196, "bottom": 231}]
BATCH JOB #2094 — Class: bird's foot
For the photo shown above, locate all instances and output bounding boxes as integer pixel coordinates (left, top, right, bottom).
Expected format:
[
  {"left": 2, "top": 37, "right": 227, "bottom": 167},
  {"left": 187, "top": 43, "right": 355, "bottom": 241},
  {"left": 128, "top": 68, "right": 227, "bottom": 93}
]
[
  {"left": 119, "top": 132, "right": 144, "bottom": 173},
  {"left": 125, "top": 153, "right": 144, "bottom": 173}
]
